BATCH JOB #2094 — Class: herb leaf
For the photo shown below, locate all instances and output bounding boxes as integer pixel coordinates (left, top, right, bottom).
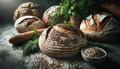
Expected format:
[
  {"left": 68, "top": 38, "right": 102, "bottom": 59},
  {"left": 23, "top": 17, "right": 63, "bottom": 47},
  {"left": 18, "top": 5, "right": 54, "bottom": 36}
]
[
  {"left": 63, "top": 20, "right": 72, "bottom": 26},
  {"left": 48, "top": 7, "right": 66, "bottom": 25},
  {"left": 22, "top": 29, "right": 40, "bottom": 56},
  {"left": 60, "top": 0, "right": 95, "bottom": 18}
]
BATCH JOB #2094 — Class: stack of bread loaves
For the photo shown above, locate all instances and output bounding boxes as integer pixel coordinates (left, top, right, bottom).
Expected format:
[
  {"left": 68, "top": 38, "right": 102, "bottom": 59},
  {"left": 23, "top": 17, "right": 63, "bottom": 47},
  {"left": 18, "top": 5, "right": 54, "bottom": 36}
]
[
  {"left": 9, "top": 1, "right": 120, "bottom": 58},
  {"left": 13, "top": 2, "right": 46, "bottom": 33},
  {"left": 10, "top": 2, "right": 87, "bottom": 58}
]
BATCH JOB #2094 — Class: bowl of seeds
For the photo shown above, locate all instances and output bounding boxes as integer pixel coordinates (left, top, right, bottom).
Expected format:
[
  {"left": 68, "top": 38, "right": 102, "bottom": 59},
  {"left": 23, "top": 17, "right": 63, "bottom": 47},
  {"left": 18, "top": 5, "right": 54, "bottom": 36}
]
[{"left": 81, "top": 46, "right": 107, "bottom": 64}]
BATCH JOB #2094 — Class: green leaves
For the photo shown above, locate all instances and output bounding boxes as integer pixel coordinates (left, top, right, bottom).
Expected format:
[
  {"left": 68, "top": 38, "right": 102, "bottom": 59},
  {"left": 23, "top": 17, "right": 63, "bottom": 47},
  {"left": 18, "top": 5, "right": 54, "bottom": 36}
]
[
  {"left": 49, "top": 0, "right": 95, "bottom": 26},
  {"left": 48, "top": 8, "right": 65, "bottom": 25},
  {"left": 64, "top": 20, "right": 72, "bottom": 26},
  {"left": 22, "top": 29, "right": 40, "bottom": 56},
  {"left": 60, "top": 0, "right": 95, "bottom": 18},
  {"left": 32, "top": 29, "right": 40, "bottom": 39}
]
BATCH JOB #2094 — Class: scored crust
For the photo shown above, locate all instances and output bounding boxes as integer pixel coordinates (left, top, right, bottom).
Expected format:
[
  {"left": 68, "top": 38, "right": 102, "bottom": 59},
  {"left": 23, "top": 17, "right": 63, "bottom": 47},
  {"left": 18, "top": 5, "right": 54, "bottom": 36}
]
[
  {"left": 80, "top": 12, "right": 120, "bottom": 41},
  {"left": 39, "top": 24, "right": 87, "bottom": 57},
  {"left": 13, "top": 2, "right": 43, "bottom": 21},
  {"left": 14, "top": 15, "right": 46, "bottom": 33}
]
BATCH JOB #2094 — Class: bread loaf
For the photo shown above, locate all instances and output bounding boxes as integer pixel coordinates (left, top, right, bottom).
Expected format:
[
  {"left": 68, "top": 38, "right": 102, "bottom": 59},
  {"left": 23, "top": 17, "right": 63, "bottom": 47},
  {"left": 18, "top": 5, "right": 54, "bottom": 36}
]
[
  {"left": 80, "top": 12, "right": 120, "bottom": 41},
  {"left": 39, "top": 24, "right": 87, "bottom": 57},
  {"left": 13, "top": 2, "right": 43, "bottom": 21},
  {"left": 14, "top": 15, "right": 46, "bottom": 33},
  {"left": 42, "top": 5, "right": 65, "bottom": 26},
  {"left": 9, "top": 29, "right": 44, "bottom": 44}
]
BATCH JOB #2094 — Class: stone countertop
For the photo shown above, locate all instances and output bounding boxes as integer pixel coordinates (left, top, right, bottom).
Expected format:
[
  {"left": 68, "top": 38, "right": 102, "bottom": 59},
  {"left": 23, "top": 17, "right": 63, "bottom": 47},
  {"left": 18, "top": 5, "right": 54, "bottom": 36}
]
[{"left": 0, "top": 22, "right": 120, "bottom": 69}]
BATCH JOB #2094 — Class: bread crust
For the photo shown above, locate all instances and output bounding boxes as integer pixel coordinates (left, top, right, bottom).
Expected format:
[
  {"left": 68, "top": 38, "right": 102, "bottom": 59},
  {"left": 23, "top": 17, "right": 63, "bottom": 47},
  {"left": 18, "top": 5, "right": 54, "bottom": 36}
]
[
  {"left": 39, "top": 24, "right": 87, "bottom": 57},
  {"left": 13, "top": 2, "right": 43, "bottom": 21},
  {"left": 80, "top": 13, "right": 120, "bottom": 41},
  {"left": 14, "top": 15, "right": 46, "bottom": 33}
]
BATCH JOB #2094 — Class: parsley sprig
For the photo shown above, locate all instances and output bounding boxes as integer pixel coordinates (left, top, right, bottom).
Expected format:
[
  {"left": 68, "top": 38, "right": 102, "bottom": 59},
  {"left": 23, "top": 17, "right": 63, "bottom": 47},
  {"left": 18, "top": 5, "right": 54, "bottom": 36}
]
[
  {"left": 60, "top": 0, "right": 95, "bottom": 18},
  {"left": 22, "top": 29, "right": 40, "bottom": 56}
]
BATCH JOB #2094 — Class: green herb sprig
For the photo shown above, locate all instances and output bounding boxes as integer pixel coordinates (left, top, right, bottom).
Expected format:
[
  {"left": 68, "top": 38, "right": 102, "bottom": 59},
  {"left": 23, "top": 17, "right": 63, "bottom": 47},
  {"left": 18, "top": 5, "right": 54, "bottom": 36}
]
[
  {"left": 60, "top": 0, "right": 95, "bottom": 18},
  {"left": 63, "top": 20, "right": 72, "bottom": 26},
  {"left": 48, "top": 7, "right": 68, "bottom": 25},
  {"left": 22, "top": 29, "right": 40, "bottom": 56}
]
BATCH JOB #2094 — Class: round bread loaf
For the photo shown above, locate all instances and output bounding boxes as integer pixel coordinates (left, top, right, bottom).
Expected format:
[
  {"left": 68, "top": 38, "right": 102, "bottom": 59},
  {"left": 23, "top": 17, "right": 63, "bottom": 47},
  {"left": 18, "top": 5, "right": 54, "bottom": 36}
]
[
  {"left": 42, "top": 5, "right": 65, "bottom": 26},
  {"left": 13, "top": 2, "right": 43, "bottom": 21},
  {"left": 80, "top": 12, "right": 120, "bottom": 41},
  {"left": 14, "top": 15, "right": 46, "bottom": 33},
  {"left": 39, "top": 24, "right": 87, "bottom": 57}
]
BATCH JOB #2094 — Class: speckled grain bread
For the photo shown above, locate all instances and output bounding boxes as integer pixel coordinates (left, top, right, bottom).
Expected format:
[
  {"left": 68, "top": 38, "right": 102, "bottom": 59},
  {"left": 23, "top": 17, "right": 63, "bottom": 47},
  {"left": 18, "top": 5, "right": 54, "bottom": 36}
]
[
  {"left": 13, "top": 2, "right": 43, "bottom": 21},
  {"left": 42, "top": 5, "right": 66, "bottom": 26},
  {"left": 39, "top": 24, "right": 87, "bottom": 57}
]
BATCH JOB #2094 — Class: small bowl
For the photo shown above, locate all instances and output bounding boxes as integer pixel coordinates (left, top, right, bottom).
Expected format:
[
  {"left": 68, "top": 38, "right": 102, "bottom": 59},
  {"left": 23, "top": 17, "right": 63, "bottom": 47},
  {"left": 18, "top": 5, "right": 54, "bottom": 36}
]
[{"left": 81, "top": 46, "right": 107, "bottom": 64}]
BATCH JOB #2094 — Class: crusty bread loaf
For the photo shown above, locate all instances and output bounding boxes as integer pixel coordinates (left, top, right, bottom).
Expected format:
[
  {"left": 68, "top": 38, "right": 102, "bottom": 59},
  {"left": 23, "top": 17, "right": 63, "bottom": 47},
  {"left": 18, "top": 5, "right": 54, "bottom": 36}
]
[
  {"left": 13, "top": 2, "right": 43, "bottom": 21},
  {"left": 39, "top": 24, "right": 87, "bottom": 57},
  {"left": 9, "top": 29, "right": 44, "bottom": 45},
  {"left": 80, "top": 12, "right": 120, "bottom": 41},
  {"left": 14, "top": 15, "right": 46, "bottom": 33},
  {"left": 42, "top": 5, "right": 66, "bottom": 26}
]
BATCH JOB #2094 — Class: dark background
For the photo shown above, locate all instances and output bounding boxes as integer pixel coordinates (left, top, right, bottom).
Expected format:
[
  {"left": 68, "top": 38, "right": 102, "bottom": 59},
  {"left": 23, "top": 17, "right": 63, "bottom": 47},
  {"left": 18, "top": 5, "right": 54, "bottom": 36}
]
[
  {"left": 0, "top": 0, "right": 120, "bottom": 23},
  {"left": 0, "top": 0, "right": 60, "bottom": 23}
]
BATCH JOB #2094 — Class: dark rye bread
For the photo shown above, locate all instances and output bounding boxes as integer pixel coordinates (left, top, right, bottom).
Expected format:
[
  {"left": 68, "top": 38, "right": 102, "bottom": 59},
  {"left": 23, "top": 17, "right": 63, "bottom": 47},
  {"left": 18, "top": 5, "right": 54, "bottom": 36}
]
[{"left": 39, "top": 24, "right": 87, "bottom": 57}]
